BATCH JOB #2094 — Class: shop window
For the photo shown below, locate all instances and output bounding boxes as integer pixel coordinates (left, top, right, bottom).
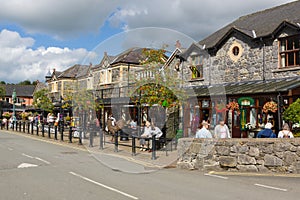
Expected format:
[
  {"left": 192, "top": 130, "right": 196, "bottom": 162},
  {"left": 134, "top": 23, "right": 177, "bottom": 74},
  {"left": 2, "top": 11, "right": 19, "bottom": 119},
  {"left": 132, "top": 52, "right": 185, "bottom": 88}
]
[{"left": 279, "top": 34, "right": 300, "bottom": 68}]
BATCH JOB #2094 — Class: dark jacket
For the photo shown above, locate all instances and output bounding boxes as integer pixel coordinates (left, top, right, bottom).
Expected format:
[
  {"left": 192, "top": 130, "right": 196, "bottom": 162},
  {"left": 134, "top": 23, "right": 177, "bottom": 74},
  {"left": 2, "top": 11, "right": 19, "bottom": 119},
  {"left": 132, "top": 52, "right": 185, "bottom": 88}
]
[{"left": 256, "top": 128, "right": 276, "bottom": 138}]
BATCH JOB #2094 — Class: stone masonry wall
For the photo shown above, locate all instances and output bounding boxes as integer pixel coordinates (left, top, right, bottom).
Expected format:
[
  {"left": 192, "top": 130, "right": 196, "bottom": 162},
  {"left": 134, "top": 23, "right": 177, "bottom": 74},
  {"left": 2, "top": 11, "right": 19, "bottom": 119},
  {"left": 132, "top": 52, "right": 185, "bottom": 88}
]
[{"left": 177, "top": 138, "right": 300, "bottom": 174}]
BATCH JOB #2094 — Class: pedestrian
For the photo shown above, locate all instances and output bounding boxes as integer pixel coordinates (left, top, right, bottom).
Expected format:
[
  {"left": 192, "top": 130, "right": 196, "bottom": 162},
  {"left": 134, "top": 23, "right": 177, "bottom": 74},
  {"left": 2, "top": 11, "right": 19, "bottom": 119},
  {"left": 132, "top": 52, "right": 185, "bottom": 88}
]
[
  {"left": 278, "top": 123, "right": 294, "bottom": 138},
  {"left": 214, "top": 119, "right": 231, "bottom": 138},
  {"left": 140, "top": 121, "right": 163, "bottom": 152},
  {"left": 256, "top": 122, "right": 276, "bottom": 138},
  {"left": 195, "top": 121, "right": 212, "bottom": 138}
]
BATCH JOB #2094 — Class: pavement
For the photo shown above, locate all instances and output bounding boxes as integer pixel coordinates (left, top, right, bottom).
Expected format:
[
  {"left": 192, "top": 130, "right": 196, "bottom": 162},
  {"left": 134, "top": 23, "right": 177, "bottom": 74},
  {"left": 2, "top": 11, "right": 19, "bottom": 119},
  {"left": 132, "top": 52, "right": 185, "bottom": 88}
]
[{"left": 2, "top": 128, "right": 179, "bottom": 174}]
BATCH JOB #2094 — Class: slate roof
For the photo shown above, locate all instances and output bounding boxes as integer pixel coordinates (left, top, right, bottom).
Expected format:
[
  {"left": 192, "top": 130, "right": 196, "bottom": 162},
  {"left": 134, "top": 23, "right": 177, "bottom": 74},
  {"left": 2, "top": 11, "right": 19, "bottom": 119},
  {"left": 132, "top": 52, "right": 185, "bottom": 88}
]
[
  {"left": 199, "top": 0, "right": 300, "bottom": 50},
  {"left": 111, "top": 47, "right": 148, "bottom": 65},
  {"left": 2, "top": 84, "right": 36, "bottom": 97},
  {"left": 188, "top": 77, "right": 300, "bottom": 97},
  {"left": 58, "top": 64, "right": 89, "bottom": 79}
]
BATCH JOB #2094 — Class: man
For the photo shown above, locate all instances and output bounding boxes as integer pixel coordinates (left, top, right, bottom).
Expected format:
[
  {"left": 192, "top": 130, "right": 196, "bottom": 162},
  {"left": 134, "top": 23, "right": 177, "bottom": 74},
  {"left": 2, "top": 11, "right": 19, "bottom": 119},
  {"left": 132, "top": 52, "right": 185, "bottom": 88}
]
[
  {"left": 195, "top": 121, "right": 212, "bottom": 138},
  {"left": 256, "top": 122, "right": 276, "bottom": 138}
]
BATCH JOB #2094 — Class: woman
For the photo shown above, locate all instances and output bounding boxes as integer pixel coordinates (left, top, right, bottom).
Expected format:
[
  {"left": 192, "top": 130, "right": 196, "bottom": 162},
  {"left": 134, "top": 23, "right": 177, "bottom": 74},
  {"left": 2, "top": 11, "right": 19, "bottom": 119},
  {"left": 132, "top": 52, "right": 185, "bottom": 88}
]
[
  {"left": 214, "top": 120, "right": 231, "bottom": 138},
  {"left": 278, "top": 123, "right": 294, "bottom": 138}
]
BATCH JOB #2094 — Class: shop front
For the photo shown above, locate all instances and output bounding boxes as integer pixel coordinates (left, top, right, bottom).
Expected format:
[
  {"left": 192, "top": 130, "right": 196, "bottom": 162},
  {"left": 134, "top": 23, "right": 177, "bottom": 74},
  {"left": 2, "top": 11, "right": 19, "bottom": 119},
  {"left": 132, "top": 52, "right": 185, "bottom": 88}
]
[{"left": 187, "top": 77, "right": 300, "bottom": 138}]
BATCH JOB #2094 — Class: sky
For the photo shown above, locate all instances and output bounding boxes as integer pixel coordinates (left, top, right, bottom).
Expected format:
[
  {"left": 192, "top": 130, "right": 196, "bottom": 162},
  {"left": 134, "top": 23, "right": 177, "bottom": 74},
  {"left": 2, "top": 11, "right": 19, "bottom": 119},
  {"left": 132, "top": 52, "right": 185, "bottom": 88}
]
[{"left": 0, "top": 0, "right": 297, "bottom": 83}]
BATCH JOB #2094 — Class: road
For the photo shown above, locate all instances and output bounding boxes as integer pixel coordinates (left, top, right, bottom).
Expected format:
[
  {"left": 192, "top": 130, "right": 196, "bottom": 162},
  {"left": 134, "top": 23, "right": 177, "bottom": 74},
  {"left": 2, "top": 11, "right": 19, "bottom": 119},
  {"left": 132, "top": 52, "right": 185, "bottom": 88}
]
[{"left": 1, "top": 130, "right": 300, "bottom": 200}]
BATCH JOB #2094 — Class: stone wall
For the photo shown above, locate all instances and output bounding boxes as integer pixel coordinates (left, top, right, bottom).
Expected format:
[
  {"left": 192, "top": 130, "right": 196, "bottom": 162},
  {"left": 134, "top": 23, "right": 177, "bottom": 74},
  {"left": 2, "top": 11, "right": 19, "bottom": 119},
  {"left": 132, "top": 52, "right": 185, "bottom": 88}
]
[{"left": 177, "top": 138, "right": 300, "bottom": 174}]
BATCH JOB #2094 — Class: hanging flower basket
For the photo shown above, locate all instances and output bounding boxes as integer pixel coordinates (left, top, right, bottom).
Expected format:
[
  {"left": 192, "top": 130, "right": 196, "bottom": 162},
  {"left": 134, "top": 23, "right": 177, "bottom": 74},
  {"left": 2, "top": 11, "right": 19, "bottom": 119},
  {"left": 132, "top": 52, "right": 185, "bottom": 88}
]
[
  {"left": 262, "top": 101, "right": 277, "bottom": 113},
  {"left": 215, "top": 103, "right": 227, "bottom": 113},
  {"left": 226, "top": 101, "right": 240, "bottom": 114},
  {"left": 2, "top": 112, "right": 12, "bottom": 119}
]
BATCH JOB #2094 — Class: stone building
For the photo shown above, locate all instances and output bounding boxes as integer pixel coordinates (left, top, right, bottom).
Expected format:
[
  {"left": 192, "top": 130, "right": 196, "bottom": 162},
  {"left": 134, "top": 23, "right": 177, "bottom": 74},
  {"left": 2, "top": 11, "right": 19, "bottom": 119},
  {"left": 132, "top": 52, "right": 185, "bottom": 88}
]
[{"left": 177, "top": 1, "right": 300, "bottom": 138}]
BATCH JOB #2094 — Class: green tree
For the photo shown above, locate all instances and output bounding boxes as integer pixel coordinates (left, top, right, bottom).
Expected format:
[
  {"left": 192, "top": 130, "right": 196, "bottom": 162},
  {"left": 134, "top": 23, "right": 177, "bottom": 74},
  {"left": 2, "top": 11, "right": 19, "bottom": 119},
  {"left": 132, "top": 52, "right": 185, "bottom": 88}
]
[
  {"left": 283, "top": 98, "right": 300, "bottom": 123},
  {"left": 33, "top": 88, "right": 54, "bottom": 112},
  {"left": 18, "top": 80, "right": 32, "bottom": 85},
  {"left": 0, "top": 85, "right": 5, "bottom": 100},
  {"left": 72, "top": 88, "right": 103, "bottom": 115},
  {"left": 129, "top": 48, "right": 186, "bottom": 108}
]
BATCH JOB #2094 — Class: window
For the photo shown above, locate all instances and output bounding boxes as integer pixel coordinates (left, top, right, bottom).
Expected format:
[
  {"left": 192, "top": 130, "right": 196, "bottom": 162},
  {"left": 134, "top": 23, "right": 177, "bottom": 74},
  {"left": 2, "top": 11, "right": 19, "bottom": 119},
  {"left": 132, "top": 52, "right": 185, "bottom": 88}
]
[
  {"left": 189, "top": 55, "right": 203, "bottom": 79},
  {"left": 190, "top": 65, "right": 203, "bottom": 79},
  {"left": 232, "top": 46, "right": 239, "bottom": 56},
  {"left": 279, "top": 34, "right": 300, "bottom": 68}
]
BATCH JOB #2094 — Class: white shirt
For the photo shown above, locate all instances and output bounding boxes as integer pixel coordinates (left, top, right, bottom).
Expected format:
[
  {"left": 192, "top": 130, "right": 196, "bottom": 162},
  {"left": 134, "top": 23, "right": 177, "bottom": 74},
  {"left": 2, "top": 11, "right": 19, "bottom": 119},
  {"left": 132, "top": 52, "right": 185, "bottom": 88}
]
[
  {"left": 278, "top": 130, "right": 294, "bottom": 138},
  {"left": 195, "top": 127, "right": 212, "bottom": 138}
]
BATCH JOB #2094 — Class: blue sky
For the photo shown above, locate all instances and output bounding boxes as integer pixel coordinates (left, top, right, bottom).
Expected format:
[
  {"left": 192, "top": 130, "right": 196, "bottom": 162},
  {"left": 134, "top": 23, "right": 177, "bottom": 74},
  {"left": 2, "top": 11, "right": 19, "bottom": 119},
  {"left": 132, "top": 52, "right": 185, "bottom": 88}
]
[{"left": 0, "top": 0, "right": 296, "bottom": 83}]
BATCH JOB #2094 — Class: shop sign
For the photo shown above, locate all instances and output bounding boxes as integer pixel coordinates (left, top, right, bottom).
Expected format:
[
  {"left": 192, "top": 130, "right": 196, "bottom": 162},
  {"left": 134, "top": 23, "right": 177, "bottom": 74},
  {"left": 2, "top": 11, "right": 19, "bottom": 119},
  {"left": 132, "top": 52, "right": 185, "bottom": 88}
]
[{"left": 238, "top": 97, "right": 254, "bottom": 106}]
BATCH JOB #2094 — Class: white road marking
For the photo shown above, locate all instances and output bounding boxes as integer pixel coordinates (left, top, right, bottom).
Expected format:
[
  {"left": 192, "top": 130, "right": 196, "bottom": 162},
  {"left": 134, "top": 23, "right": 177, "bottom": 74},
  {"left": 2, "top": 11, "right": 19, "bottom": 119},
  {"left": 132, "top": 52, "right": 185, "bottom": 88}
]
[
  {"left": 22, "top": 153, "right": 34, "bottom": 159},
  {"left": 17, "top": 163, "right": 38, "bottom": 168},
  {"left": 22, "top": 153, "right": 50, "bottom": 164},
  {"left": 69, "top": 171, "right": 139, "bottom": 200},
  {"left": 8, "top": 148, "right": 13, "bottom": 151},
  {"left": 34, "top": 157, "right": 50, "bottom": 164},
  {"left": 254, "top": 183, "right": 287, "bottom": 192},
  {"left": 204, "top": 173, "right": 229, "bottom": 180}
]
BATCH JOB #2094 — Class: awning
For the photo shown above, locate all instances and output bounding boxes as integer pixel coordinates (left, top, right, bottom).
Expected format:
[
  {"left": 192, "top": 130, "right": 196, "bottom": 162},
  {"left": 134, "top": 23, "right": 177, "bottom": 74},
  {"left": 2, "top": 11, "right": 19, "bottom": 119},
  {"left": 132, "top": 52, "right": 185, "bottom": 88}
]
[{"left": 188, "top": 77, "right": 300, "bottom": 97}]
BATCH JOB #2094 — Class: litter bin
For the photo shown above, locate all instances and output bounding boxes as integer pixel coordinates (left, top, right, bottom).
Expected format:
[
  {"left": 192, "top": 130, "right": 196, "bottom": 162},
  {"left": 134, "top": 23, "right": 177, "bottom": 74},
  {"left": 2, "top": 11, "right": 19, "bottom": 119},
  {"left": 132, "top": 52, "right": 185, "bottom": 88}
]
[{"left": 176, "top": 129, "right": 183, "bottom": 140}]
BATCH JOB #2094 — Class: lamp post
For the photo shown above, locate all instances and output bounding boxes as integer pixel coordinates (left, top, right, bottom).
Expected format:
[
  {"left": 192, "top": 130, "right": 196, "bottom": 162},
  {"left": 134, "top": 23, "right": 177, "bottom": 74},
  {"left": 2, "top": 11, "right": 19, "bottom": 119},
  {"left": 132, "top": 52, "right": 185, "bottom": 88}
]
[
  {"left": 59, "top": 96, "right": 64, "bottom": 141},
  {"left": 12, "top": 89, "right": 17, "bottom": 123}
]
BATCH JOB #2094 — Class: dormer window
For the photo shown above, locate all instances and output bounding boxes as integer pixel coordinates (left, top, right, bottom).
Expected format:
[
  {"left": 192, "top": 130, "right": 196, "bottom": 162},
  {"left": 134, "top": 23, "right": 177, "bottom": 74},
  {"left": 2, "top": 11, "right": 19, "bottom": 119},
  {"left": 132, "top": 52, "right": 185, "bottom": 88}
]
[
  {"left": 189, "top": 55, "right": 203, "bottom": 79},
  {"left": 279, "top": 34, "right": 300, "bottom": 68}
]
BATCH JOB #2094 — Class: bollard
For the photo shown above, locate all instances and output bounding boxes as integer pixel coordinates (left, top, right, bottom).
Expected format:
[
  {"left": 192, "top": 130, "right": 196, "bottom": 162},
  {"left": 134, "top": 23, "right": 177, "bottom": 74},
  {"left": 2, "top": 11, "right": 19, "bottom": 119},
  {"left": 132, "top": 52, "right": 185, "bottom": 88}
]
[
  {"left": 6, "top": 121, "right": 8, "bottom": 130},
  {"left": 27, "top": 122, "right": 30, "bottom": 134},
  {"left": 114, "top": 130, "right": 119, "bottom": 152},
  {"left": 19, "top": 121, "right": 22, "bottom": 132},
  {"left": 151, "top": 134, "right": 156, "bottom": 160},
  {"left": 12, "top": 121, "right": 14, "bottom": 131},
  {"left": 36, "top": 123, "right": 39, "bottom": 136},
  {"left": 132, "top": 135, "right": 136, "bottom": 156},
  {"left": 41, "top": 123, "right": 45, "bottom": 137},
  {"left": 23, "top": 121, "right": 25, "bottom": 133},
  {"left": 60, "top": 123, "right": 64, "bottom": 141},
  {"left": 31, "top": 122, "right": 34, "bottom": 134},
  {"left": 89, "top": 128, "right": 94, "bottom": 147},
  {"left": 99, "top": 129, "right": 103, "bottom": 150},
  {"left": 78, "top": 128, "right": 82, "bottom": 145},
  {"left": 48, "top": 124, "right": 51, "bottom": 138},
  {"left": 54, "top": 126, "right": 57, "bottom": 140},
  {"left": 69, "top": 127, "right": 72, "bottom": 143}
]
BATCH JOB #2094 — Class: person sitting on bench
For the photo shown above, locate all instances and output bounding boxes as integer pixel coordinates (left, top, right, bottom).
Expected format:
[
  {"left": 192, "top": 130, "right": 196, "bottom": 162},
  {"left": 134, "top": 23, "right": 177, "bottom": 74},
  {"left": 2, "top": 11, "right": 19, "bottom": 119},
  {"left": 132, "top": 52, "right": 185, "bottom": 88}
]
[{"left": 140, "top": 121, "right": 162, "bottom": 152}]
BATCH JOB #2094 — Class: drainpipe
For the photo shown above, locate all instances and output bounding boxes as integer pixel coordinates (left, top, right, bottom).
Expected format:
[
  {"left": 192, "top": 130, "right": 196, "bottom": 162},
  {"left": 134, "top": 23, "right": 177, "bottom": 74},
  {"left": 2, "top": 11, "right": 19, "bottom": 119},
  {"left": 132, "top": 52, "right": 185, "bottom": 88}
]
[
  {"left": 260, "top": 38, "right": 265, "bottom": 82},
  {"left": 277, "top": 92, "right": 282, "bottom": 130}
]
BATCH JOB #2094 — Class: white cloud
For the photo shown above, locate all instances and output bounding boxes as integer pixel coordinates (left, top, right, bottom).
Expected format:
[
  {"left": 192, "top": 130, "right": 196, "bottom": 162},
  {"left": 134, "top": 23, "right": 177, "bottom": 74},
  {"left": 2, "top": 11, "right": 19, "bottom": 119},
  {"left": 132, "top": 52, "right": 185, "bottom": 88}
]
[
  {"left": 0, "top": 0, "right": 295, "bottom": 40},
  {"left": 0, "top": 0, "right": 119, "bottom": 38},
  {"left": 109, "top": 0, "right": 297, "bottom": 41},
  {"left": 0, "top": 29, "right": 97, "bottom": 83}
]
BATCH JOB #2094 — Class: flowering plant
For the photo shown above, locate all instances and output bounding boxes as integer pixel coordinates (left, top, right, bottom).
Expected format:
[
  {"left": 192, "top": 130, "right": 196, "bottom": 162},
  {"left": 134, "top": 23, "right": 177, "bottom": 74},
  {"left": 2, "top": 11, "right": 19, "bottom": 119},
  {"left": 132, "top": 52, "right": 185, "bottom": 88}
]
[
  {"left": 20, "top": 112, "right": 30, "bottom": 120},
  {"left": 2, "top": 112, "right": 12, "bottom": 118},
  {"left": 245, "top": 123, "right": 255, "bottom": 130},
  {"left": 226, "top": 101, "right": 240, "bottom": 113},
  {"left": 215, "top": 102, "right": 226, "bottom": 113},
  {"left": 262, "top": 101, "right": 277, "bottom": 113}
]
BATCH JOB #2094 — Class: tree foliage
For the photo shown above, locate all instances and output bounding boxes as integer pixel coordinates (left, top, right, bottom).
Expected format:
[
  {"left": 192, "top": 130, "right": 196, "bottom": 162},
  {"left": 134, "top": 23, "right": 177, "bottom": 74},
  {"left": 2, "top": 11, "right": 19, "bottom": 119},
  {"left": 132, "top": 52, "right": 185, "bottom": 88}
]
[
  {"left": 33, "top": 88, "right": 54, "bottom": 112},
  {"left": 129, "top": 48, "right": 186, "bottom": 108},
  {"left": 283, "top": 98, "right": 300, "bottom": 123},
  {"left": 72, "top": 88, "right": 103, "bottom": 114},
  {"left": 0, "top": 85, "right": 5, "bottom": 100}
]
